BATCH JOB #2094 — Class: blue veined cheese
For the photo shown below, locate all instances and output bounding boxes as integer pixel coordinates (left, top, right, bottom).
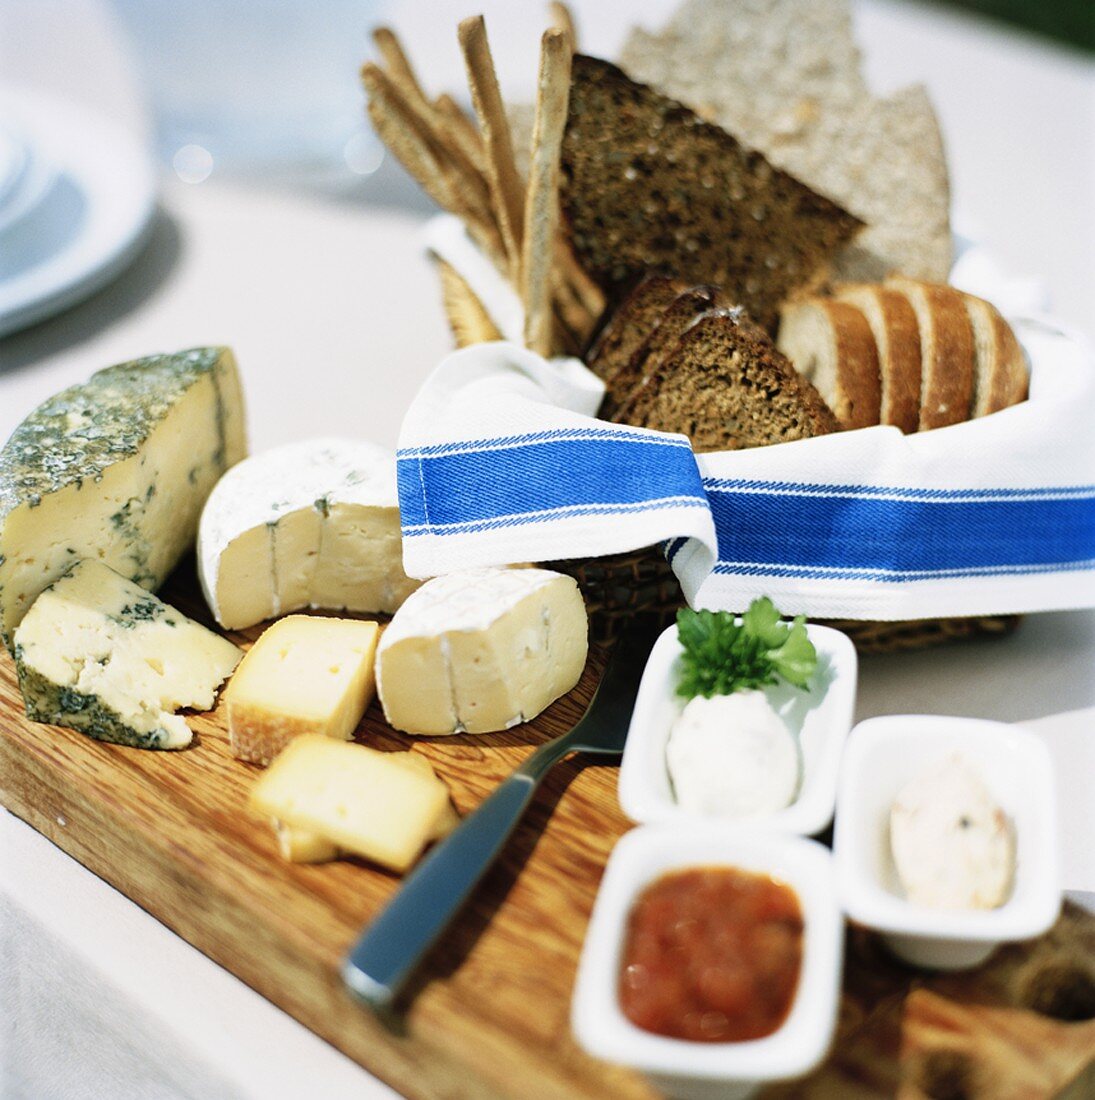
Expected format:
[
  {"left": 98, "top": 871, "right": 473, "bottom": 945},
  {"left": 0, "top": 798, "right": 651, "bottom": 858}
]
[
  {"left": 197, "top": 437, "right": 420, "bottom": 630},
  {"left": 12, "top": 559, "right": 242, "bottom": 750},
  {"left": 376, "top": 567, "right": 588, "bottom": 735},
  {"left": 0, "top": 348, "right": 247, "bottom": 650}
]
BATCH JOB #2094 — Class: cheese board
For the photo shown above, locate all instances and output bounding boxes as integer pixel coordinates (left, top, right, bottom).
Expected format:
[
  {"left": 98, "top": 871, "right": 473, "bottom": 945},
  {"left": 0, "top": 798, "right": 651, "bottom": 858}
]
[{"left": 1, "top": 561, "right": 1094, "bottom": 1100}]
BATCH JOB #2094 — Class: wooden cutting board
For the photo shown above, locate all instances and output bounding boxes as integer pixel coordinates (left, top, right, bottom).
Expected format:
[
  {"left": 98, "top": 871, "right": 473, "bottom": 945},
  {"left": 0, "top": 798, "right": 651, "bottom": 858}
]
[{"left": 1, "top": 563, "right": 1093, "bottom": 1100}]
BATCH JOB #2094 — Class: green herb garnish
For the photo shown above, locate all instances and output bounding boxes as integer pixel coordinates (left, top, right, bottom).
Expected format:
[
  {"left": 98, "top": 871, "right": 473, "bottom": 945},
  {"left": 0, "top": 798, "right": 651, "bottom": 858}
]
[{"left": 675, "top": 598, "right": 817, "bottom": 700}]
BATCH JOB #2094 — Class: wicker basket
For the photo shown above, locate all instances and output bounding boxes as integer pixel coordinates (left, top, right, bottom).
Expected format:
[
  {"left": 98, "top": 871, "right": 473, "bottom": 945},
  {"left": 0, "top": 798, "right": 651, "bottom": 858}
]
[{"left": 433, "top": 263, "right": 1021, "bottom": 653}]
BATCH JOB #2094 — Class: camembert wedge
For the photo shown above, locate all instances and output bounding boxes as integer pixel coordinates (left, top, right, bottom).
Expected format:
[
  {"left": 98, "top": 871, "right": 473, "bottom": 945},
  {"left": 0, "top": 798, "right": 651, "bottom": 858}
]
[
  {"left": 225, "top": 614, "right": 380, "bottom": 766},
  {"left": 249, "top": 736, "right": 451, "bottom": 873},
  {"left": 376, "top": 567, "right": 588, "bottom": 735},
  {"left": 13, "top": 559, "right": 242, "bottom": 750},
  {"left": 198, "top": 437, "right": 420, "bottom": 630},
  {"left": 0, "top": 347, "right": 246, "bottom": 651}
]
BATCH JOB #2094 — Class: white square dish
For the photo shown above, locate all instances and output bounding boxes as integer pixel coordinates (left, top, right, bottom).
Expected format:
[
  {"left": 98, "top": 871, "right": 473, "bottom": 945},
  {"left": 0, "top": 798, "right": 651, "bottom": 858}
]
[
  {"left": 571, "top": 825, "right": 843, "bottom": 1100},
  {"left": 834, "top": 714, "right": 1060, "bottom": 970},
  {"left": 617, "top": 622, "right": 857, "bottom": 835}
]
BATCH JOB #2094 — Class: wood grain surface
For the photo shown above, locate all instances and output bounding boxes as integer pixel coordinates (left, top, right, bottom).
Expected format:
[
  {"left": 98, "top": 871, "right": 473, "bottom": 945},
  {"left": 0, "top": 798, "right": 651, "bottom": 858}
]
[{"left": 0, "top": 562, "right": 1093, "bottom": 1099}]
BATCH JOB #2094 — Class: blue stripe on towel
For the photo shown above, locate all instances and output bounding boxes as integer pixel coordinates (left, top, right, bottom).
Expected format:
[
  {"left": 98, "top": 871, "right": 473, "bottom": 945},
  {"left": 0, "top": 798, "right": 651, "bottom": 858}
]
[
  {"left": 398, "top": 431, "right": 707, "bottom": 534},
  {"left": 705, "top": 481, "right": 1095, "bottom": 580}
]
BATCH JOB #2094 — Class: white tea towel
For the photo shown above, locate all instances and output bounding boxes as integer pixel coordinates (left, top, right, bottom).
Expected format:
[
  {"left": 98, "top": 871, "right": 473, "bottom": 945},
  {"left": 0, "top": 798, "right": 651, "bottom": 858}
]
[{"left": 397, "top": 322, "right": 1095, "bottom": 621}]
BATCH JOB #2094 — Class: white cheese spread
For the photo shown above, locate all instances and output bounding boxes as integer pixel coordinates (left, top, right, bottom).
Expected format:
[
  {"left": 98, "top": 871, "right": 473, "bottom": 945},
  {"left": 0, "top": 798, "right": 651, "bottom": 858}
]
[{"left": 666, "top": 691, "right": 800, "bottom": 818}]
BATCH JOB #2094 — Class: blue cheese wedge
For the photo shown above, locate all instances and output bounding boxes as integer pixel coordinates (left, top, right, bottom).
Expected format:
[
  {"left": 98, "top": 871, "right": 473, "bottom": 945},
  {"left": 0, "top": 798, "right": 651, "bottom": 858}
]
[
  {"left": 376, "top": 567, "right": 588, "bottom": 735},
  {"left": 197, "top": 437, "right": 420, "bottom": 630},
  {"left": 0, "top": 347, "right": 247, "bottom": 650},
  {"left": 890, "top": 753, "right": 1016, "bottom": 910},
  {"left": 12, "top": 559, "right": 242, "bottom": 750}
]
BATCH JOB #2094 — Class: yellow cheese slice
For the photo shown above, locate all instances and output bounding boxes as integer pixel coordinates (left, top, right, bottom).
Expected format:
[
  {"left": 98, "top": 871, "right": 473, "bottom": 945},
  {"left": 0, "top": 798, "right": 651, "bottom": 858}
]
[
  {"left": 250, "top": 736, "right": 450, "bottom": 873},
  {"left": 226, "top": 615, "right": 379, "bottom": 766}
]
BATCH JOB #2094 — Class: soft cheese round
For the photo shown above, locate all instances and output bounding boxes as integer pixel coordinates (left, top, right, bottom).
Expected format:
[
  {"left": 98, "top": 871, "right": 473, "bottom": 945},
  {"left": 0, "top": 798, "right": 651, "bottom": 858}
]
[
  {"left": 197, "top": 437, "right": 404, "bottom": 625},
  {"left": 378, "top": 567, "right": 562, "bottom": 648},
  {"left": 666, "top": 691, "right": 800, "bottom": 818}
]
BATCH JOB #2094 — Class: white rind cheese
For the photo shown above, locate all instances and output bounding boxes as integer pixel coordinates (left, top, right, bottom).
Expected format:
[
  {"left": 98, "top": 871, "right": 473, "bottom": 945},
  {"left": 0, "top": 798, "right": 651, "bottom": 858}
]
[
  {"left": 0, "top": 347, "right": 247, "bottom": 651},
  {"left": 197, "top": 437, "right": 420, "bottom": 630},
  {"left": 12, "top": 559, "right": 242, "bottom": 750},
  {"left": 376, "top": 567, "right": 588, "bottom": 735}
]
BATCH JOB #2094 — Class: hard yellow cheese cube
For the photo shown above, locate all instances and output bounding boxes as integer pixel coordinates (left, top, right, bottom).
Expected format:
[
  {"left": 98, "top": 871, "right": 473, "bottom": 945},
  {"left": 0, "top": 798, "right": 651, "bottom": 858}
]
[
  {"left": 270, "top": 752, "right": 459, "bottom": 864},
  {"left": 250, "top": 736, "right": 451, "bottom": 873},
  {"left": 226, "top": 615, "right": 379, "bottom": 766}
]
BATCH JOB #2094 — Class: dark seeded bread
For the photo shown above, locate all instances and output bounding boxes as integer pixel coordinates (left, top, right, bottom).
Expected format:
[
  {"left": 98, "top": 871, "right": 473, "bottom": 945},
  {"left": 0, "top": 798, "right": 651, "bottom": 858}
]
[
  {"left": 834, "top": 283, "right": 922, "bottom": 433},
  {"left": 561, "top": 55, "right": 864, "bottom": 333},
  {"left": 886, "top": 278, "right": 976, "bottom": 431},
  {"left": 961, "top": 293, "right": 1030, "bottom": 416},
  {"left": 601, "top": 285, "right": 723, "bottom": 419},
  {"left": 616, "top": 308, "right": 840, "bottom": 452},
  {"left": 585, "top": 274, "right": 688, "bottom": 381},
  {"left": 777, "top": 298, "right": 881, "bottom": 430}
]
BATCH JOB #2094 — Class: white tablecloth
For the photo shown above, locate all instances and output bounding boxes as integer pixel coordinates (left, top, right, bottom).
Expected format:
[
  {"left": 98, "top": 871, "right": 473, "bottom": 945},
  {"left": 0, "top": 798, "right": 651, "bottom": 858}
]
[{"left": 1, "top": 2, "right": 1092, "bottom": 1097}]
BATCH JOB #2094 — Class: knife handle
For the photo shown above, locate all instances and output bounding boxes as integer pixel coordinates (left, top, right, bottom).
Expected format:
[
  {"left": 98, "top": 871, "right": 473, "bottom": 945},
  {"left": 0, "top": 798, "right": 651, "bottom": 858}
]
[{"left": 342, "top": 768, "right": 541, "bottom": 1013}]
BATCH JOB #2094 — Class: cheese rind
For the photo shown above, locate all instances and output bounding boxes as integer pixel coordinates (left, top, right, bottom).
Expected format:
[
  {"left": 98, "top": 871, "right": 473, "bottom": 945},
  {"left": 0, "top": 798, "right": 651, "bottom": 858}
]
[
  {"left": 12, "top": 560, "right": 242, "bottom": 750},
  {"left": 249, "top": 736, "right": 450, "bottom": 873},
  {"left": 198, "top": 437, "right": 420, "bottom": 630},
  {"left": 377, "top": 567, "right": 588, "bottom": 735},
  {"left": 225, "top": 614, "right": 380, "bottom": 765},
  {"left": 0, "top": 347, "right": 247, "bottom": 650}
]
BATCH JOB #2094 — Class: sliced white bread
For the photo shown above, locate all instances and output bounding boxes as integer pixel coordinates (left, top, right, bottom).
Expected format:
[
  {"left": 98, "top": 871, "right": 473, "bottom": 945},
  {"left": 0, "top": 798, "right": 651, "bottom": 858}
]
[
  {"left": 834, "top": 283, "right": 922, "bottom": 433},
  {"left": 777, "top": 298, "right": 881, "bottom": 430},
  {"left": 961, "top": 292, "right": 1030, "bottom": 416},
  {"left": 886, "top": 278, "right": 975, "bottom": 431}
]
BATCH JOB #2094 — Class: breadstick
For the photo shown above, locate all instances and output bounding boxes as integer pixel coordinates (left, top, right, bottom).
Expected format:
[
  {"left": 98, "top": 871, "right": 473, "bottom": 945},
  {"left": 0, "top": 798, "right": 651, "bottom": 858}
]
[
  {"left": 362, "top": 64, "right": 505, "bottom": 263},
  {"left": 434, "top": 93, "right": 486, "bottom": 172},
  {"left": 522, "top": 28, "right": 571, "bottom": 356},
  {"left": 458, "top": 15, "right": 527, "bottom": 282},
  {"left": 372, "top": 27, "right": 432, "bottom": 113},
  {"left": 547, "top": 2, "right": 578, "bottom": 50}
]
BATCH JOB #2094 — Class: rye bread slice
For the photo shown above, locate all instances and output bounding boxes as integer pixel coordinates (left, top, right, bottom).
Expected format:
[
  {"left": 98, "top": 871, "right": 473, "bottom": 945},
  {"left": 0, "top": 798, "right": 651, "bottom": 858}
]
[
  {"left": 586, "top": 274, "right": 688, "bottom": 382},
  {"left": 616, "top": 308, "right": 840, "bottom": 453},
  {"left": 834, "top": 283, "right": 922, "bottom": 433},
  {"left": 560, "top": 54, "right": 863, "bottom": 333},
  {"left": 776, "top": 298, "right": 881, "bottom": 430},
  {"left": 886, "top": 277, "right": 976, "bottom": 431},
  {"left": 620, "top": 0, "right": 952, "bottom": 282},
  {"left": 961, "top": 293, "right": 1030, "bottom": 416},
  {"left": 601, "top": 285, "right": 723, "bottom": 419}
]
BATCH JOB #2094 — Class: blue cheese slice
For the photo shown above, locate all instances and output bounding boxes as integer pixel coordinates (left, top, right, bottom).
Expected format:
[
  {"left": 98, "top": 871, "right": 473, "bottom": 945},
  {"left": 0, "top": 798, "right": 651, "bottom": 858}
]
[
  {"left": 376, "top": 567, "right": 588, "bottom": 735},
  {"left": 0, "top": 347, "right": 247, "bottom": 650},
  {"left": 12, "top": 559, "right": 242, "bottom": 750},
  {"left": 197, "top": 437, "right": 420, "bottom": 630}
]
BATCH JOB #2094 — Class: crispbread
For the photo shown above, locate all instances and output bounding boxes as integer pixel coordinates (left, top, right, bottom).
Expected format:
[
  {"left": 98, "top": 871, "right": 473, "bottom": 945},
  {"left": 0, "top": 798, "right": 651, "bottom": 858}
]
[
  {"left": 961, "top": 293, "right": 1030, "bottom": 416},
  {"left": 560, "top": 54, "right": 863, "bottom": 333},
  {"left": 620, "top": 0, "right": 952, "bottom": 283},
  {"left": 616, "top": 308, "right": 840, "bottom": 452},
  {"left": 834, "top": 283, "right": 922, "bottom": 433},
  {"left": 602, "top": 285, "right": 722, "bottom": 419},
  {"left": 777, "top": 298, "right": 881, "bottom": 430},
  {"left": 586, "top": 275, "right": 688, "bottom": 381},
  {"left": 887, "top": 278, "right": 975, "bottom": 431}
]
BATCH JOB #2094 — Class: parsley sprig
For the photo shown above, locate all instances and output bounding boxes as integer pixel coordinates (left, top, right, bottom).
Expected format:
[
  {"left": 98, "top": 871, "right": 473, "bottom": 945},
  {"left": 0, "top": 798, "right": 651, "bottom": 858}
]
[{"left": 675, "top": 598, "right": 817, "bottom": 700}]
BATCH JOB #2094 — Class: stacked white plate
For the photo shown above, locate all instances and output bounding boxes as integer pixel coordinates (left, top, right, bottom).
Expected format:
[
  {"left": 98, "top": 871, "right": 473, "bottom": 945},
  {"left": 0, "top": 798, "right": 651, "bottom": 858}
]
[{"left": 0, "top": 86, "right": 156, "bottom": 339}]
